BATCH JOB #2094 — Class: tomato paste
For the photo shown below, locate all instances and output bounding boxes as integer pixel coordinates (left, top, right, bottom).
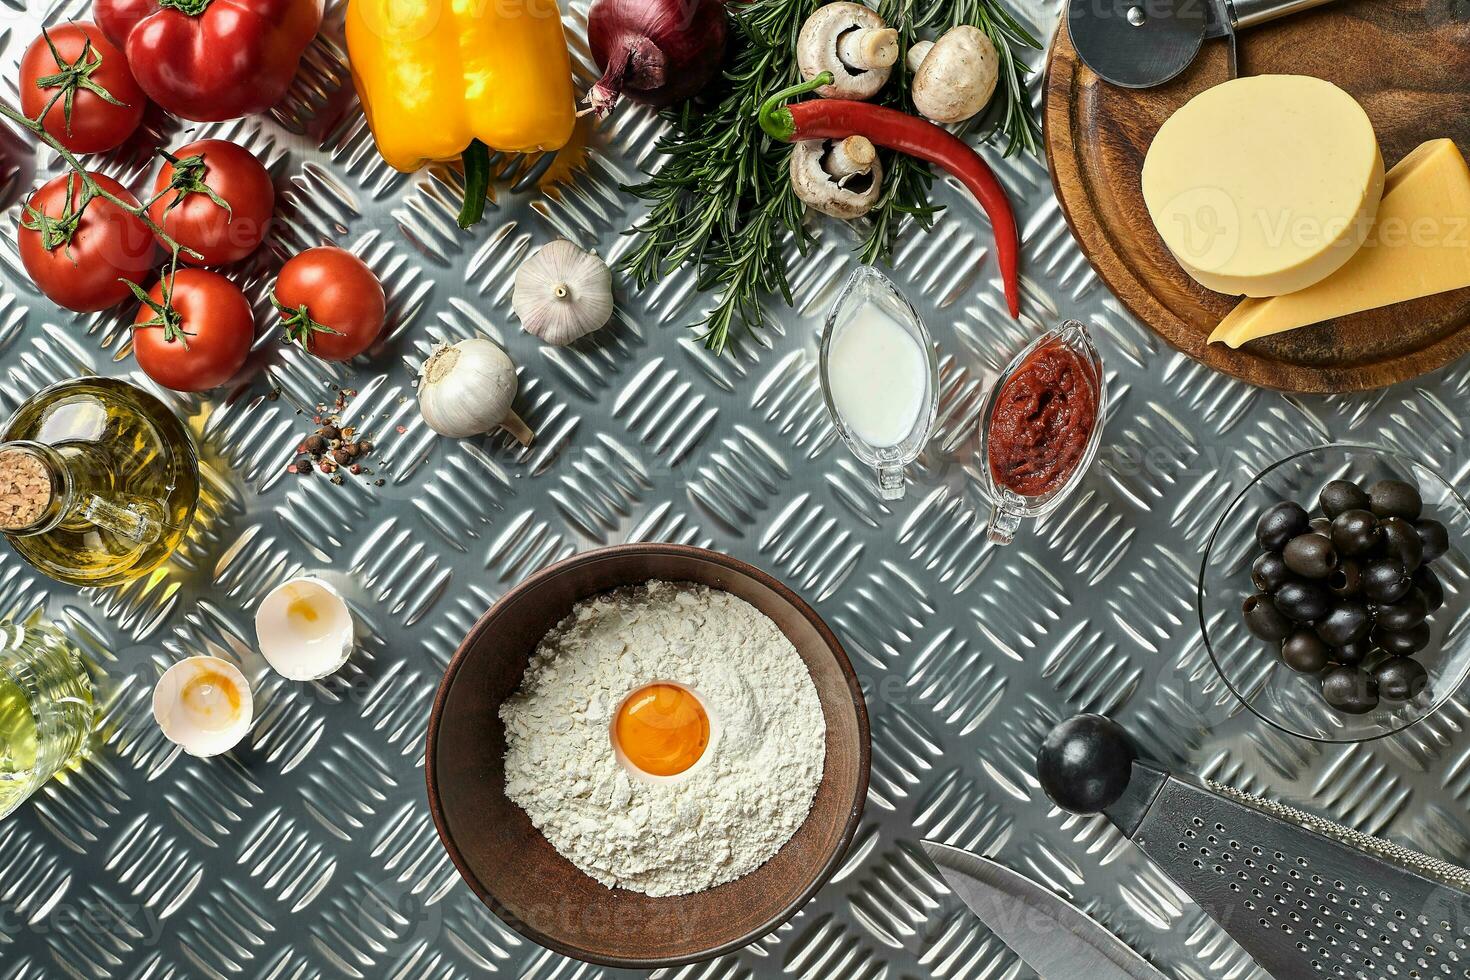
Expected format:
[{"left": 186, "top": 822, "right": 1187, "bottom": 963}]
[{"left": 987, "top": 341, "right": 1097, "bottom": 497}]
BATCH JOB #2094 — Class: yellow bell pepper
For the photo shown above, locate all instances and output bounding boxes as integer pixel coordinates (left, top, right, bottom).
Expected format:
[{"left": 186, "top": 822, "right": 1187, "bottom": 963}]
[{"left": 345, "top": 0, "right": 576, "bottom": 227}]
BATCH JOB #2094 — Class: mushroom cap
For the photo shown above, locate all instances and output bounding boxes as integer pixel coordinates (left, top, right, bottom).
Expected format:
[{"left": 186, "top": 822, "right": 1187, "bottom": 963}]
[
  {"left": 789, "top": 139, "right": 884, "bottom": 220},
  {"left": 797, "top": 2, "right": 895, "bottom": 101},
  {"left": 911, "top": 26, "right": 1000, "bottom": 124}
]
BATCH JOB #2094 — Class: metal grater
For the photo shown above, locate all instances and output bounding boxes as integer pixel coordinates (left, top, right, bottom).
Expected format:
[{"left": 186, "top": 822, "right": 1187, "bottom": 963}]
[{"left": 1106, "top": 762, "right": 1470, "bottom": 980}]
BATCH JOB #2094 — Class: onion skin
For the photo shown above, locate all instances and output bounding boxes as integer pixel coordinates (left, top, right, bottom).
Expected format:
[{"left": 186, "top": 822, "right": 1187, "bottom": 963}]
[{"left": 587, "top": 0, "right": 730, "bottom": 117}]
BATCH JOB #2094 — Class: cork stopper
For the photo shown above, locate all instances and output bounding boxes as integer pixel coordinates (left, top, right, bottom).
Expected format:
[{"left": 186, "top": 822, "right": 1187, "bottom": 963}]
[{"left": 0, "top": 448, "right": 56, "bottom": 531}]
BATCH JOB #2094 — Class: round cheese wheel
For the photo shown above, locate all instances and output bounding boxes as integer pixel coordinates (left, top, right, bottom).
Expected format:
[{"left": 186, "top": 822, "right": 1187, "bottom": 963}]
[{"left": 1142, "top": 75, "right": 1384, "bottom": 298}]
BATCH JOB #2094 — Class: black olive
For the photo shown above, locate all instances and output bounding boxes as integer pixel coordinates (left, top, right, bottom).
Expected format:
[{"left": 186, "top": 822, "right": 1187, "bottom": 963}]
[
  {"left": 1283, "top": 532, "right": 1337, "bottom": 579},
  {"left": 1414, "top": 566, "right": 1445, "bottom": 612},
  {"left": 1332, "top": 639, "right": 1370, "bottom": 666},
  {"left": 1035, "top": 714, "right": 1136, "bottom": 815},
  {"left": 1416, "top": 519, "right": 1450, "bottom": 564},
  {"left": 1309, "top": 516, "right": 1333, "bottom": 536},
  {"left": 1320, "top": 479, "right": 1370, "bottom": 518},
  {"left": 1321, "top": 666, "right": 1380, "bottom": 714},
  {"left": 1281, "top": 630, "right": 1329, "bottom": 673},
  {"left": 1327, "top": 560, "right": 1361, "bottom": 598},
  {"left": 1360, "top": 557, "right": 1412, "bottom": 604},
  {"left": 1315, "top": 602, "right": 1372, "bottom": 646},
  {"left": 1257, "top": 501, "right": 1311, "bottom": 552},
  {"left": 1243, "top": 593, "right": 1294, "bottom": 640},
  {"left": 1376, "top": 657, "right": 1429, "bottom": 701},
  {"left": 1374, "top": 591, "right": 1428, "bottom": 632},
  {"left": 1252, "top": 552, "right": 1292, "bottom": 593},
  {"left": 1369, "top": 479, "right": 1423, "bottom": 521},
  {"left": 1373, "top": 621, "right": 1431, "bottom": 656},
  {"left": 1379, "top": 517, "right": 1424, "bottom": 572},
  {"left": 1331, "top": 509, "right": 1383, "bottom": 558},
  {"left": 1272, "top": 581, "right": 1332, "bottom": 623}
]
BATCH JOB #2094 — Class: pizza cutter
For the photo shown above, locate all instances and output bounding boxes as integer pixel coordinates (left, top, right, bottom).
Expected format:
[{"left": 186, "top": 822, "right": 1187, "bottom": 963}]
[{"left": 1067, "top": 0, "right": 1340, "bottom": 89}]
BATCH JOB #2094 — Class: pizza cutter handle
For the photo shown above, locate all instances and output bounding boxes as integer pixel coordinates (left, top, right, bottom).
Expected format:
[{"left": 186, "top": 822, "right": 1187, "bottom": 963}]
[{"left": 1227, "top": 0, "right": 1338, "bottom": 30}]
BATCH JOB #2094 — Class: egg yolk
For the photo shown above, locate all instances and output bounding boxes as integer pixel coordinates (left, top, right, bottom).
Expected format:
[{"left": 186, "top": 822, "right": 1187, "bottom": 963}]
[
  {"left": 179, "top": 671, "right": 242, "bottom": 734},
  {"left": 286, "top": 595, "right": 334, "bottom": 642},
  {"left": 613, "top": 684, "right": 709, "bottom": 776}
]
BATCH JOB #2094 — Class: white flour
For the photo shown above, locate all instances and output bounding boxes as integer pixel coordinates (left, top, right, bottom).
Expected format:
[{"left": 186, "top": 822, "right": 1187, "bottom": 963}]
[{"left": 501, "top": 580, "right": 827, "bottom": 896}]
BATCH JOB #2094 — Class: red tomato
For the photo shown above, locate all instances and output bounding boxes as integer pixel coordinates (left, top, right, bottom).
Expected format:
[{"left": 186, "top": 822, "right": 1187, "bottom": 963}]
[
  {"left": 148, "top": 139, "right": 274, "bottom": 266},
  {"left": 18, "top": 173, "right": 158, "bottom": 313},
  {"left": 273, "top": 247, "right": 386, "bottom": 361},
  {"left": 95, "top": 0, "right": 323, "bottom": 122},
  {"left": 19, "top": 23, "right": 147, "bottom": 154},
  {"left": 132, "top": 269, "right": 254, "bottom": 392}
]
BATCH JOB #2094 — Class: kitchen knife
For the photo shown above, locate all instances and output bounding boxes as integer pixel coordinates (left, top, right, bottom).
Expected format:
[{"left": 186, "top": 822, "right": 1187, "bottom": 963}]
[
  {"left": 1067, "top": 0, "right": 1340, "bottom": 89},
  {"left": 921, "top": 840, "right": 1169, "bottom": 980}
]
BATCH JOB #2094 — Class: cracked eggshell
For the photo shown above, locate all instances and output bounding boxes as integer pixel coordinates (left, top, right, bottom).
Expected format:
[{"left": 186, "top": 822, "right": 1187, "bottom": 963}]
[
  {"left": 256, "top": 576, "right": 355, "bottom": 681},
  {"left": 153, "top": 656, "right": 253, "bottom": 758}
]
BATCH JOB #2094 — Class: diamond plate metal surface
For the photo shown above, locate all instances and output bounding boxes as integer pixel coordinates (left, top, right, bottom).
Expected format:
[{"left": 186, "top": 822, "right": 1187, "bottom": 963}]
[{"left": 1, "top": 1, "right": 1469, "bottom": 978}]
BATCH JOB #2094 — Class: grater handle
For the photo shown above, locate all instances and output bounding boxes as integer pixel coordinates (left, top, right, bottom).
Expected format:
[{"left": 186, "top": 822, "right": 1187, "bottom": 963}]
[{"left": 1103, "top": 761, "right": 1166, "bottom": 838}]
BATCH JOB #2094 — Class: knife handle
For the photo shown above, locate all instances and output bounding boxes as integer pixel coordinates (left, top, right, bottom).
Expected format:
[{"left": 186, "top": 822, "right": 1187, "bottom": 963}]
[{"left": 1228, "top": 0, "right": 1338, "bottom": 30}]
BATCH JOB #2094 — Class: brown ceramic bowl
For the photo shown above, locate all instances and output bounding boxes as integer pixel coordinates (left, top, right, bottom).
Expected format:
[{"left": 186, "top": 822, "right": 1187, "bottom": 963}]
[{"left": 425, "top": 543, "right": 870, "bottom": 968}]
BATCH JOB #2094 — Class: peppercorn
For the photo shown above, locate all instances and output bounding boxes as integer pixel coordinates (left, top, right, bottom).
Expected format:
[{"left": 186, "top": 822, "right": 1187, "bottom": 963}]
[
  {"left": 332, "top": 446, "right": 355, "bottom": 465},
  {"left": 292, "top": 454, "right": 315, "bottom": 474},
  {"left": 319, "top": 424, "right": 341, "bottom": 441},
  {"left": 357, "top": 439, "right": 373, "bottom": 454},
  {"left": 304, "top": 434, "right": 327, "bottom": 454}
]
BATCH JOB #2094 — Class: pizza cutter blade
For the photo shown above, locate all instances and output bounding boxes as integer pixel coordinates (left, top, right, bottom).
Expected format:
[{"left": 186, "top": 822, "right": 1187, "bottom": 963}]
[{"left": 1067, "top": 0, "right": 1340, "bottom": 89}]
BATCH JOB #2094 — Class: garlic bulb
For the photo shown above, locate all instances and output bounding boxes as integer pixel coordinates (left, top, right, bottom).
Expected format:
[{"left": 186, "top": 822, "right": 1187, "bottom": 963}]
[
  {"left": 512, "top": 240, "right": 613, "bottom": 346},
  {"left": 417, "top": 338, "right": 534, "bottom": 445}
]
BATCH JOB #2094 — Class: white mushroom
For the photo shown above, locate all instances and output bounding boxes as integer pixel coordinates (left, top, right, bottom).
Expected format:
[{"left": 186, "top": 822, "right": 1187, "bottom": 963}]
[
  {"left": 796, "top": 2, "right": 899, "bottom": 101},
  {"left": 790, "top": 136, "right": 883, "bottom": 219},
  {"left": 908, "top": 26, "right": 1000, "bottom": 124}
]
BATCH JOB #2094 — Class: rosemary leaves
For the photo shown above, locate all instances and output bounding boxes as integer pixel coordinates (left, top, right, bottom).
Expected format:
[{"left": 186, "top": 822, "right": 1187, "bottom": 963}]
[{"left": 621, "top": 0, "right": 1040, "bottom": 353}]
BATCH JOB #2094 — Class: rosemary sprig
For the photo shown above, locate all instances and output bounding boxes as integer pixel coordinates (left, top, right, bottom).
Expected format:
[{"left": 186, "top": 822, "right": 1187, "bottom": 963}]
[{"left": 621, "top": 0, "right": 1040, "bottom": 353}]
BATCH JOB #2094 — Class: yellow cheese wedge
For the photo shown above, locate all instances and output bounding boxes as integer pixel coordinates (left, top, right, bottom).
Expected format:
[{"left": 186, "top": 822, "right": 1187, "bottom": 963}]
[
  {"left": 1211, "top": 139, "right": 1470, "bottom": 348},
  {"left": 1142, "top": 75, "right": 1384, "bottom": 298}
]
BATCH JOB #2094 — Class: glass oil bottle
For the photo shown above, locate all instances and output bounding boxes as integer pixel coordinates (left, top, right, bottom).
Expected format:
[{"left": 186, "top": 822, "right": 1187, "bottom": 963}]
[{"left": 0, "top": 377, "right": 199, "bottom": 586}]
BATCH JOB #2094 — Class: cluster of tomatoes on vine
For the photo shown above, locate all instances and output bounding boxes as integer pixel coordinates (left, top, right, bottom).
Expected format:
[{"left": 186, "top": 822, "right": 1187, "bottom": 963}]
[{"left": 11, "top": 18, "right": 385, "bottom": 393}]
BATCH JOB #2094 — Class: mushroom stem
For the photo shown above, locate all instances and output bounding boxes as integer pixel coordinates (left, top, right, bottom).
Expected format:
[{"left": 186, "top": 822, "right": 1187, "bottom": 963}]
[
  {"left": 501, "top": 410, "right": 535, "bottom": 447},
  {"left": 838, "top": 27, "right": 898, "bottom": 71},
  {"left": 825, "top": 137, "right": 876, "bottom": 180},
  {"left": 906, "top": 40, "right": 934, "bottom": 72}
]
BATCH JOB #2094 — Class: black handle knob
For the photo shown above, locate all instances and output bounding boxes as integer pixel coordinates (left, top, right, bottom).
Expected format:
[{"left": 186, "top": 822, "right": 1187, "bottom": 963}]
[{"left": 1036, "top": 714, "right": 1137, "bottom": 814}]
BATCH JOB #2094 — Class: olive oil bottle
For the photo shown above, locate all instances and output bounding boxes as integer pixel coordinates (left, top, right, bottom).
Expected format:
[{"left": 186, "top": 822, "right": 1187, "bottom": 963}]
[
  {"left": 0, "top": 621, "right": 92, "bottom": 820},
  {"left": 0, "top": 378, "right": 199, "bottom": 587}
]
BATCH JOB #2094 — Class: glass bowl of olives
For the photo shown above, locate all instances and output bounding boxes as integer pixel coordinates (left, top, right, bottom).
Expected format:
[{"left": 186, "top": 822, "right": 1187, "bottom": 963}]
[{"left": 1199, "top": 444, "right": 1470, "bottom": 743}]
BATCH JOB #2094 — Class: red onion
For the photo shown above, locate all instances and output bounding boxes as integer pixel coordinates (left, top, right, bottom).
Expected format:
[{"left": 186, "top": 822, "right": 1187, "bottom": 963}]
[{"left": 586, "top": 0, "right": 730, "bottom": 117}]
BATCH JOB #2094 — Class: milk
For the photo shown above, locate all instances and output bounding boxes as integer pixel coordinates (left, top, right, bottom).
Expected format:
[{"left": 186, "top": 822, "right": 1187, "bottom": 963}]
[{"left": 826, "top": 300, "right": 928, "bottom": 449}]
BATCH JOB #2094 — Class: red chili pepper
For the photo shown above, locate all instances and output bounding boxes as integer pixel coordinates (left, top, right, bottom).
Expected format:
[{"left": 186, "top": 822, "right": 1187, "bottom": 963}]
[{"left": 759, "top": 72, "right": 1021, "bottom": 319}]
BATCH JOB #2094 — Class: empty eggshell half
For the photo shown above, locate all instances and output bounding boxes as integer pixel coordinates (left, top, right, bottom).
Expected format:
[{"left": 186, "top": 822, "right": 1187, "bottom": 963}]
[
  {"left": 255, "top": 576, "right": 355, "bottom": 681},
  {"left": 153, "top": 656, "right": 253, "bottom": 758}
]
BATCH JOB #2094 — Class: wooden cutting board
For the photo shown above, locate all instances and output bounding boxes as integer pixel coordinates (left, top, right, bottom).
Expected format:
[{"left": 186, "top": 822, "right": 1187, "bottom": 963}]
[{"left": 1044, "top": 0, "right": 1470, "bottom": 393}]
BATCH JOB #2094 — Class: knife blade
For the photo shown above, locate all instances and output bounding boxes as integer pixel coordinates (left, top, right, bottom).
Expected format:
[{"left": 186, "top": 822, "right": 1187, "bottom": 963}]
[{"left": 921, "top": 841, "right": 1168, "bottom": 980}]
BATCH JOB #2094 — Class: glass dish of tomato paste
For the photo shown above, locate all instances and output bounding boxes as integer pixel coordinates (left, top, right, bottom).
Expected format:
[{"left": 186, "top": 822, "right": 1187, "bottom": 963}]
[{"left": 977, "top": 320, "right": 1106, "bottom": 545}]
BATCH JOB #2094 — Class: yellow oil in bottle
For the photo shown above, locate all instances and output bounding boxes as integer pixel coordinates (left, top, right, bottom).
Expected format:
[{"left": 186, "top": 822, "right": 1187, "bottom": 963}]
[
  {"left": 0, "top": 622, "right": 92, "bottom": 820},
  {"left": 0, "top": 378, "right": 199, "bottom": 587}
]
